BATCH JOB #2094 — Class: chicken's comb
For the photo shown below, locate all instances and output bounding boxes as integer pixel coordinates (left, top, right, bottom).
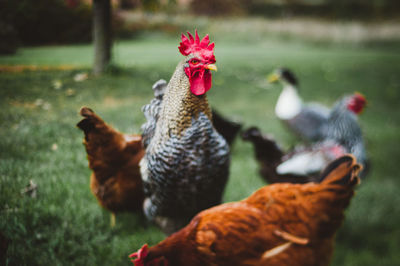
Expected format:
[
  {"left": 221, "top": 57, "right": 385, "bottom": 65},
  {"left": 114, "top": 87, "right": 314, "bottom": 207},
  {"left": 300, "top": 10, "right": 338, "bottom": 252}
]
[
  {"left": 129, "top": 244, "right": 148, "bottom": 266},
  {"left": 178, "top": 30, "right": 215, "bottom": 62},
  {"left": 348, "top": 92, "right": 367, "bottom": 114},
  {"left": 354, "top": 92, "right": 367, "bottom": 103}
]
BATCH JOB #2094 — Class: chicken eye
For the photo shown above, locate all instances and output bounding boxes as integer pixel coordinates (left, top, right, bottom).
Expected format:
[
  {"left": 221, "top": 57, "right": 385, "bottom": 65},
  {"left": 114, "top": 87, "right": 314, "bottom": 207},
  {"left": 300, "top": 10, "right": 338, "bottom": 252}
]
[{"left": 191, "top": 59, "right": 200, "bottom": 65}]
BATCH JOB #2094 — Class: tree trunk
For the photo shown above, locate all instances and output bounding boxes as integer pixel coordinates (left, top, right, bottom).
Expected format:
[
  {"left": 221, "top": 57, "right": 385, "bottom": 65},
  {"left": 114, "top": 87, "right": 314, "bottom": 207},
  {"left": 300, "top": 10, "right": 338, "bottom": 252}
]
[{"left": 93, "top": 0, "right": 112, "bottom": 75}]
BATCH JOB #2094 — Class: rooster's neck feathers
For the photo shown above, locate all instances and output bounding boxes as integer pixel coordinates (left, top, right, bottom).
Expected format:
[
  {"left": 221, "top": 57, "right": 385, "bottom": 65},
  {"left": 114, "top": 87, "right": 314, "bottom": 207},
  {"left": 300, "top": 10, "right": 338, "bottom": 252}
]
[{"left": 157, "top": 60, "right": 212, "bottom": 137}]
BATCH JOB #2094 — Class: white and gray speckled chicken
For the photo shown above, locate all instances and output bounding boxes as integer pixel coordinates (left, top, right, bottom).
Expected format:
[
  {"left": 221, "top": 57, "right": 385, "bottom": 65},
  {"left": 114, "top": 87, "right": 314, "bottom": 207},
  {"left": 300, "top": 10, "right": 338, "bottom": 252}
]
[
  {"left": 319, "top": 93, "right": 368, "bottom": 172},
  {"left": 277, "top": 93, "right": 368, "bottom": 178},
  {"left": 244, "top": 93, "right": 369, "bottom": 183},
  {"left": 140, "top": 31, "right": 230, "bottom": 235}
]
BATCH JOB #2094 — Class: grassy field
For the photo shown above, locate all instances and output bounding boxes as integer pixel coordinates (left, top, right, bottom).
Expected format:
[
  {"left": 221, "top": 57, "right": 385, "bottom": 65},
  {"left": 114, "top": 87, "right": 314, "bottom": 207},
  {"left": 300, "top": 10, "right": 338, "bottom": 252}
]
[{"left": 1, "top": 31, "right": 400, "bottom": 265}]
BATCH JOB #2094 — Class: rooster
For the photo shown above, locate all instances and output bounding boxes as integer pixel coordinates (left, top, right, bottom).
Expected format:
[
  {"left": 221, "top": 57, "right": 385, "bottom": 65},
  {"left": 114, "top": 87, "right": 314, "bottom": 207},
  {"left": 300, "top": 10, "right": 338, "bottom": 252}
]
[
  {"left": 77, "top": 107, "right": 145, "bottom": 226},
  {"left": 140, "top": 31, "right": 230, "bottom": 234},
  {"left": 130, "top": 155, "right": 361, "bottom": 266},
  {"left": 268, "top": 68, "right": 330, "bottom": 142},
  {"left": 243, "top": 93, "right": 368, "bottom": 183}
]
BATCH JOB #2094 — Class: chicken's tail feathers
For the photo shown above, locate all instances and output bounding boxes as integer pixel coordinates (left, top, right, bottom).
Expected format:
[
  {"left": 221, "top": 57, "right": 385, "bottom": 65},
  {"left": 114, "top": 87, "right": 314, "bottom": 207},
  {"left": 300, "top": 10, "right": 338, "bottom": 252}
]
[
  {"left": 241, "top": 126, "right": 262, "bottom": 141},
  {"left": 241, "top": 126, "right": 284, "bottom": 162},
  {"left": 241, "top": 127, "right": 280, "bottom": 149},
  {"left": 80, "top": 106, "right": 94, "bottom": 116},
  {"left": 77, "top": 107, "right": 105, "bottom": 136},
  {"left": 212, "top": 109, "right": 243, "bottom": 146},
  {"left": 318, "top": 154, "right": 362, "bottom": 186},
  {"left": 152, "top": 79, "right": 167, "bottom": 99}
]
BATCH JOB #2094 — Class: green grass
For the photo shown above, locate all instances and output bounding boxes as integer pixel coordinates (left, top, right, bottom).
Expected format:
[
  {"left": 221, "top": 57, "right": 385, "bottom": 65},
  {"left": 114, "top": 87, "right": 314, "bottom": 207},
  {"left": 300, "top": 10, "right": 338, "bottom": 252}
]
[{"left": 1, "top": 33, "right": 400, "bottom": 265}]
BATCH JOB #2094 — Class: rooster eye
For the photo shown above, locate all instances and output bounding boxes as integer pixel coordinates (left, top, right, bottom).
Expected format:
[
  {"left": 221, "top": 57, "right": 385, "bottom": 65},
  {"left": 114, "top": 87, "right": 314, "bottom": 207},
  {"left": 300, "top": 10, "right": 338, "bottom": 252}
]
[{"left": 191, "top": 59, "right": 200, "bottom": 64}]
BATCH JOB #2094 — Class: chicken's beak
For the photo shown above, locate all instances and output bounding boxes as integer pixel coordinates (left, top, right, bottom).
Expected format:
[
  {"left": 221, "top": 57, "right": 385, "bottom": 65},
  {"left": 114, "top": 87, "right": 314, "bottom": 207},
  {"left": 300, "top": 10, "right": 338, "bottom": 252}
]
[
  {"left": 267, "top": 73, "right": 279, "bottom": 83},
  {"left": 206, "top": 64, "right": 218, "bottom": 72}
]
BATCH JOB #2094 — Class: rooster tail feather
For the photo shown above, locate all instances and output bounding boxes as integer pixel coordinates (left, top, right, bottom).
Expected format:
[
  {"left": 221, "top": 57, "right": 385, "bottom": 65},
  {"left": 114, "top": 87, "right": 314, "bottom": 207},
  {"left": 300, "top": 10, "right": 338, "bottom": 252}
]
[
  {"left": 211, "top": 109, "right": 243, "bottom": 146},
  {"left": 318, "top": 154, "right": 362, "bottom": 186},
  {"left": 152, "top": 79, "right": 167, "bottom": 99}
]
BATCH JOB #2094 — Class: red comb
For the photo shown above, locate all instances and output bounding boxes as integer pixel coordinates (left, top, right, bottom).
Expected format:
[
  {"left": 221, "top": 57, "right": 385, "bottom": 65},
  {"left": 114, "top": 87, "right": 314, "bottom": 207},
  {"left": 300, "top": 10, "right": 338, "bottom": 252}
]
[
  {"left": 129, "top": 244, "right": 149, "bottom": 266},
  {"left": 354, "top": 92, "right": 366, "bottom": 102},
  {"left": 348, "top": 92, "right": 367, "bottom": 114},
  {"left": 178, "top": 30, "right": 215, "bottom": 62}
]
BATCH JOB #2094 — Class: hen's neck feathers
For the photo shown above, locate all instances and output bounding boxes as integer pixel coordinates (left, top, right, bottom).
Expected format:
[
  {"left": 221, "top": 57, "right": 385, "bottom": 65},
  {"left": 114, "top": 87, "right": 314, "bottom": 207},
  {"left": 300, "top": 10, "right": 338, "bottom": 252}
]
[
  {"left": 156, "top": 60, "right": 212, "bottom": 137},
  {"left": 146, "top": 217, "right": 200, "bottom": 265}
]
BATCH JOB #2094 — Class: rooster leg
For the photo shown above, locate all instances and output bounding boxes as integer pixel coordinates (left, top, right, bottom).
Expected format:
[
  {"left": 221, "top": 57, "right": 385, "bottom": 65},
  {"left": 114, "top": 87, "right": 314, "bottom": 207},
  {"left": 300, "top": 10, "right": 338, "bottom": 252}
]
[
  {"left": 110, "top": 213, "right": 116, "bottom": 227},
  {"left": 274, "top": 230, "right": 309, "bottom": 245}
]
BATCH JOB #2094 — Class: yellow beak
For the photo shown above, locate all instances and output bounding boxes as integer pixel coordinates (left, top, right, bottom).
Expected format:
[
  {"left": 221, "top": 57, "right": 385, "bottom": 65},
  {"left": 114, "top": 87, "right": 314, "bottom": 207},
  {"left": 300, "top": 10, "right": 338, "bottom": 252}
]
[
  {"left": 267, "top": 73, "right": 279, "bottom": 83},
  {"left": 206, "top": 64, "right": 218, "bottom": 72}
]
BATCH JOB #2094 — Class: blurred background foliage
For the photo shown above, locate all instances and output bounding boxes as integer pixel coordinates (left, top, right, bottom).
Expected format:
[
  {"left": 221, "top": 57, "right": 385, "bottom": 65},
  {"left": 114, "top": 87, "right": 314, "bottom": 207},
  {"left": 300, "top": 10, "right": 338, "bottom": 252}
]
[
  {"left": 0, "top": 0, "right": 92, "bottom": 49},
  {"left": 1, "top": 0, "right": 400, "bottom": 54}
]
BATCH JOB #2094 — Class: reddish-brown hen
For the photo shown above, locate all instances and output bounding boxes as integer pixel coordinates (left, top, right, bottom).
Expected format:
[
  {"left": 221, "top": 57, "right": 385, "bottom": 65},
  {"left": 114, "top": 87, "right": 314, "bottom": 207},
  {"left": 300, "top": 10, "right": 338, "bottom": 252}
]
[
  {"left": 130, "top": 155, "right": 361, "bottom": 266},
  {"left": 77, "top": 107, "right": 145, "bottom": 224}
]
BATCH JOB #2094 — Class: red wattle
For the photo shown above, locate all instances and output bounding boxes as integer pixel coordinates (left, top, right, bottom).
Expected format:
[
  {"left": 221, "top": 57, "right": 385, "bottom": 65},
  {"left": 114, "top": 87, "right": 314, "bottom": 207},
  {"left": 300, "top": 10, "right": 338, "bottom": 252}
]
[{"left": 185, "top": 68, "right": 212, "bottom": 96}]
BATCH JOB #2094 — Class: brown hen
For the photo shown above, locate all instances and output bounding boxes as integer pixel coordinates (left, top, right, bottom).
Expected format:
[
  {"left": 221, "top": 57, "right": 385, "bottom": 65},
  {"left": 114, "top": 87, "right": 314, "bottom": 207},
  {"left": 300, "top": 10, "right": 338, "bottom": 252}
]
[
  {"left": 130, "top": 154, "right": 361, "bottom": 266},
  {"left": 77, "top": 107, "right": 145, "bottom": 225}
]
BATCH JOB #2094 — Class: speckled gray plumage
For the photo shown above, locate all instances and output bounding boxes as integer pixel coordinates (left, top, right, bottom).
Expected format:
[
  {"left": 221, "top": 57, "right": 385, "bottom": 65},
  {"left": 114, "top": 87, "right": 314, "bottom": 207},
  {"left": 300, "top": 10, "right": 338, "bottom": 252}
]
[
  {"left": 140, "top": 58, "right": 230, "bottom": 234},
  {"left": 286, "top": 103, "right": 330, "bottom": 142},
  {"left": 141, "top": 79, "right": 167, "bottom": 148},
  {"left": 321, "top": 96, "right": 367, "bottom": 168},
  {"left": 142, "top": 113, "right": 229, "bottom": 219}
]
